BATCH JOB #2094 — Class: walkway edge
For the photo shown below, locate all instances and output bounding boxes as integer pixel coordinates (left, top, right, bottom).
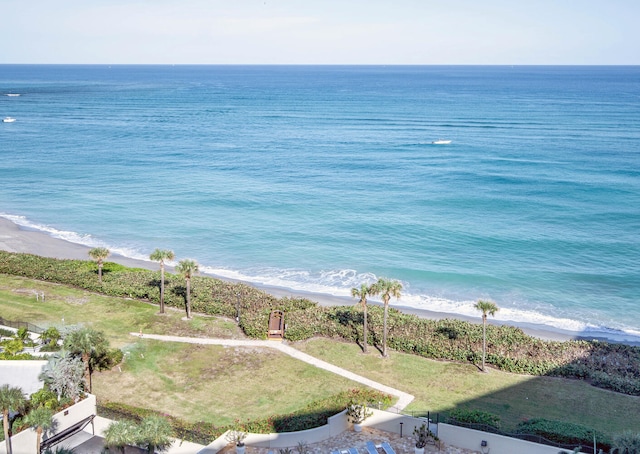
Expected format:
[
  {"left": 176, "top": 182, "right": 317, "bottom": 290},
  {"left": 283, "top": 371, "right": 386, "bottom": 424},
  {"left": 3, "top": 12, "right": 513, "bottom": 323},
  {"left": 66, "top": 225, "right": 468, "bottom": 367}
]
[{"left": 130, "top": 333, "right": 414, "bottom": 411}]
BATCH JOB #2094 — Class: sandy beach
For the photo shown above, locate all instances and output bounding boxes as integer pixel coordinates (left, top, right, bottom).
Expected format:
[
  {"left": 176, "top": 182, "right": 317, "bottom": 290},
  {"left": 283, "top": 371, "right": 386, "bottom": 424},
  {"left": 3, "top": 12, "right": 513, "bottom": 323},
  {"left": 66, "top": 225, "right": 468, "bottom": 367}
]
[{"left": 0, "top": 216, "right": 612, "bottom": 344}]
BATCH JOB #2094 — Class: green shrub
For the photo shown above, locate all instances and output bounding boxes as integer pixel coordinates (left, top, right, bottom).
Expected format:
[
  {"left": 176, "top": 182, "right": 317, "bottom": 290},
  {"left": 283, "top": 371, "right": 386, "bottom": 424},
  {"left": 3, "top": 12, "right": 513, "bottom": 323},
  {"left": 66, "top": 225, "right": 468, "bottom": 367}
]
[
  {"left": 516, "top": 418, "right": 611, "bottom": 451},
  {"left": 1, "top": 338, "right": 24, "bottom": 355},
  {"left": 30, "top": 388, "right": 59, "bottom": 410},
  {"left": 3, "top": 251, "right": 640, "bottom": 397},
  {"left": 448, "top": 408, "right": 500, "bottom": 429}
]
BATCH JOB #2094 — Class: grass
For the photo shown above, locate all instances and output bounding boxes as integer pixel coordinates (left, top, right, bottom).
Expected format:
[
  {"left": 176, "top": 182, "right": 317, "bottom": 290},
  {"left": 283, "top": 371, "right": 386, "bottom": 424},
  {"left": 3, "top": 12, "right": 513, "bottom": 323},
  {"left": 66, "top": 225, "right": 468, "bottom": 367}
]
[
  {"left": 295, "top": 338, "right": 640, "bottom": 434},
  {"left": 0, "top": 275, "right": 362, "bottom": 425},
  {"left": 2, "top": 274, "right": 640, "bottom": 434}
]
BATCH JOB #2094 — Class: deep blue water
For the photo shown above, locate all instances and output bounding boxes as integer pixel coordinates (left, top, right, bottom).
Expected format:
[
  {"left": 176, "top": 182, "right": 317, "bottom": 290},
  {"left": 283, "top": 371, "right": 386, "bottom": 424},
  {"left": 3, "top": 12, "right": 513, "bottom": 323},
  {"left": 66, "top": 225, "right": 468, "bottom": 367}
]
[{"left": 1, "top": 65, "right": 639, "bottom": 341}]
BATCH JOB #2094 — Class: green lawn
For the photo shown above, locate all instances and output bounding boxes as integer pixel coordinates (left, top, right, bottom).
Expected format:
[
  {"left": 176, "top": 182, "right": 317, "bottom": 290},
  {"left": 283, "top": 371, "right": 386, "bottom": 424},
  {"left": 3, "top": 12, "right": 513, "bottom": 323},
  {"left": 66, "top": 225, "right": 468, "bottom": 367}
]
[
  {"left": 295, "top": 338, "right": 640, "bottom": 434},
  {"left": 0, "top": 275, "right": 361, "bottom": 425},
  {"left": 2, "top": 273, "right": 639, "bottom": 434}
]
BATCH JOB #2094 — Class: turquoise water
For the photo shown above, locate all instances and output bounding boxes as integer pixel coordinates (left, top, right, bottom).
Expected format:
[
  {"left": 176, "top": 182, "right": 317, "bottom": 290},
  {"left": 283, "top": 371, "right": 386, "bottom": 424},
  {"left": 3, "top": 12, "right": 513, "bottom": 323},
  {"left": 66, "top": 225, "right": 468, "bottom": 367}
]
[{"left": 1, "top": 65, "right": 639, "bottom": 341}]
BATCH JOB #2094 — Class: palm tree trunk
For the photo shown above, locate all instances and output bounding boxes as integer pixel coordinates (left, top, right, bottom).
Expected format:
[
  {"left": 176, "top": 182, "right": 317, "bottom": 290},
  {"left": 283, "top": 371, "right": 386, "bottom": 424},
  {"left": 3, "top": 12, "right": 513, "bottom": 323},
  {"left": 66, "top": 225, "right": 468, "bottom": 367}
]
[
  {"left": 482, "top": 315, "right": 487, "bottom": 372},
  {"left": 382, "top": 299, "right": 389, "bottom": 357},
  {"left": 186, "top": 278, "right": 192, "bottom": 319},
  {"left": 98, "top": 262, "right": 103, "bottom": 283},
  {"left": 82, "top": 352, "right": 91, "bottom": 392},
  {"left": 363, "top": 305, "right": 368, "bottom": 353},
  {"left": 36, "top": 427, "right": 42, "bottom": 454},
  {"left": 4, "top": 411, "right": 13, "bottom": 454},
  {"left": 160, "top": 264, "right": 165, "bottom": 314}
]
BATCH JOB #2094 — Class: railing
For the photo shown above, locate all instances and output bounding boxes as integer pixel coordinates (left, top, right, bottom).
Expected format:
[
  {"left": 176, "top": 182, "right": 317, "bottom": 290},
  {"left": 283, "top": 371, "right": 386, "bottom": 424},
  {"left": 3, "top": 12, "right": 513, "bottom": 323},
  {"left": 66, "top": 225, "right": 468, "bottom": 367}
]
[
  {"left": 0, "top": 316, "right": 44, "bottom": 334},
  {"left": 443, "top": 419, "right": 603, "bottom": 454}
]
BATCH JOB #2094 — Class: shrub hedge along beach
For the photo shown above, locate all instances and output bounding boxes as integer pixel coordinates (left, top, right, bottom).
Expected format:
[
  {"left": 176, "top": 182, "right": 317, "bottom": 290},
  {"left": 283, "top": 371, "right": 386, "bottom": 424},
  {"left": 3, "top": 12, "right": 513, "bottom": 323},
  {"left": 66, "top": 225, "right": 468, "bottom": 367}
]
[{"left": 1, "top": 251, "right": 639, "bottom": 396}]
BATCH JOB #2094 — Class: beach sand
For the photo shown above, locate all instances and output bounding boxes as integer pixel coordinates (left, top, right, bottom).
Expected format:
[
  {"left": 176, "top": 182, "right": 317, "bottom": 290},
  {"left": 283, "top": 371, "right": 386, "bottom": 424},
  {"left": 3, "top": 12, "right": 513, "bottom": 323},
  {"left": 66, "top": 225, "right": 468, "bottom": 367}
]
[{"left": 0, "top": 217, "right": 600, "bottom": 343}]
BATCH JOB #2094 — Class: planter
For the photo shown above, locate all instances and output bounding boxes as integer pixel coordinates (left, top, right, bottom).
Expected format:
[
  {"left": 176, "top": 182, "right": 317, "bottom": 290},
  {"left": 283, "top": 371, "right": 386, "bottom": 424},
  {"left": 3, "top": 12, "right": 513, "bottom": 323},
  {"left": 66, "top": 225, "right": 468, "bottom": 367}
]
[
  {"left": 236, "top": 445, "right": 246, "bottom": 454},
  {"left": 414, "top": 448, "right": 424, "bottom": 454},
  {"left": 353, "top": 423, "right": 363, "bottom": 432}
]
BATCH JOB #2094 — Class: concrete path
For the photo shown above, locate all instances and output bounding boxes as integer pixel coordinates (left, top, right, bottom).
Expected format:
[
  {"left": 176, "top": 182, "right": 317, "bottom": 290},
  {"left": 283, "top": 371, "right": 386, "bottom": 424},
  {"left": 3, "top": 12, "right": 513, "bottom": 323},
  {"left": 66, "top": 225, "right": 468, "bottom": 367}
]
[{"left": 130, "top": 333, "right": 414, "bottom": 412}]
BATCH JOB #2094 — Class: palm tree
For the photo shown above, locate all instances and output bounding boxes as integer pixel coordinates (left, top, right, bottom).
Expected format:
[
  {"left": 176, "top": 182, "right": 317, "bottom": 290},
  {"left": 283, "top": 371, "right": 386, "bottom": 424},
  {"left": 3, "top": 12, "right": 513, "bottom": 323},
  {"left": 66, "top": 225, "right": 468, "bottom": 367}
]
[
  {"left": 150, "top": 248, "right": 175, "bottom": 314},
  {"left": 175, "top": 259, "right": 199, "bottom": 319},
  {"left": 611, "top": 430, "right": 640, "bottom": 453},
  {"left": 0, "top": 385, "right": 27, "bottom": 454},
  {"left": 63, "top": 327, "right": 109, "bottom": 393},
  {"left": 137, "top": 415, "right": 174, "bottom": 454},
  {"left": 370, "top": 277, "right": 402, "bottom": 358},
  {"left": 104, "top": 420, "right": 137, "bottom": 454},
  {"left": 351, "top": 283, "right": 373, "bottom": 353},
  {"left": 24, "top": 406, "right": 54, "bottom": 454},
  {"left": 88, "top": 247, "right": 110, "bottom": 283},
  {"left": 474, "top": 299, "right": 499, "bottom": 372}
]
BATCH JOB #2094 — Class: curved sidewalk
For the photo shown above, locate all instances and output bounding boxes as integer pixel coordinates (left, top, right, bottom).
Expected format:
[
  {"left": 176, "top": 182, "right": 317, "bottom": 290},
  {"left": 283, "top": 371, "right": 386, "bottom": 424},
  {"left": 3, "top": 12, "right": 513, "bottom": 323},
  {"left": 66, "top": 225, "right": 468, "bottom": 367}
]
[{"left": 131, "top": 333, "right": 414, "bottom": 412}]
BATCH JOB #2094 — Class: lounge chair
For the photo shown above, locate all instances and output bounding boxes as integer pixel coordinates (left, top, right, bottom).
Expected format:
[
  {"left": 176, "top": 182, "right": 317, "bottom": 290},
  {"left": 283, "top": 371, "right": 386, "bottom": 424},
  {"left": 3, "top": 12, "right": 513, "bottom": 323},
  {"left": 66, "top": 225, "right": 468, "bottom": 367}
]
[
  {"left": 365, "top": 441, "right": 378, "bottom": 454},
  {"left": 381, "top": 442, "right": 396, "bottom": 454},
  {"left": 348, "top": 448, "right": 359, "bottom": 454}
]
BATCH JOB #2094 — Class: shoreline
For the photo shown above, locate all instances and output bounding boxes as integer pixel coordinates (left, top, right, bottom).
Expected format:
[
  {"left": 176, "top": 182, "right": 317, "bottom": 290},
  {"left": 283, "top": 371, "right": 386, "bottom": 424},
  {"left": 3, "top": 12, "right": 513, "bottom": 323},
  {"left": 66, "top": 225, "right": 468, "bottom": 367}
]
[{"left": 0, "top": 217, "right": 637, "bottom": 346}]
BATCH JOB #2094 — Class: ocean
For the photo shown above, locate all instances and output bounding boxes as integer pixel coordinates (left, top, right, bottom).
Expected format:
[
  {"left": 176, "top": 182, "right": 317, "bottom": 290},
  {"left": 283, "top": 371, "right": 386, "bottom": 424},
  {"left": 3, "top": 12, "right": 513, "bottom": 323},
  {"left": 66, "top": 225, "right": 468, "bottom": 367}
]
[{"left": 1, "top": 65, "right": 639, "bottom": 342}]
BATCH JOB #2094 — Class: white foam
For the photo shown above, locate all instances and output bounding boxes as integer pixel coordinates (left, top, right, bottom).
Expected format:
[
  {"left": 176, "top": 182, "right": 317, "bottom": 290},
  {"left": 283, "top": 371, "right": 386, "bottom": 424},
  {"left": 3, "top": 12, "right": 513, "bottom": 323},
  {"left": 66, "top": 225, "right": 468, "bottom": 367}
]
[
  {"left": 1, "top": 213, "right": 151, "bottom": 264},
  {"left": 3, "top": 212, "right": 640, "bottom": 344}
]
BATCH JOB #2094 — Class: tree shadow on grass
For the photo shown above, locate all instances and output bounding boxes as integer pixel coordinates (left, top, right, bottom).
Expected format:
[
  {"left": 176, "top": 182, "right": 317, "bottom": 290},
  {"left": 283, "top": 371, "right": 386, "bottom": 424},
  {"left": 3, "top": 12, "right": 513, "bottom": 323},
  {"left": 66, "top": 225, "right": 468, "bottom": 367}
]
[{"left": 329, "top": 307, "right": 385, "bottom": 356}]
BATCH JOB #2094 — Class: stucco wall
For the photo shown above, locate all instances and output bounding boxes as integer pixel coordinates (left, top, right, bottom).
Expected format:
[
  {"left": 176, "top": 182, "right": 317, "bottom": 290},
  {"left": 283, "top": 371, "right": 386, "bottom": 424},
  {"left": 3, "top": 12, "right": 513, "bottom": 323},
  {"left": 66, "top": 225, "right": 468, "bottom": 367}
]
[
  {"left": 197, "top": 409, "right": 570, "bottom": 454},
  {"left": 438, "top": 423, "right": 568, "bottom": 454},
  {"left": 0, "top": 394, "right": 97, "bottom": 454},
  {"left": 0, "top": 360, "right": 47, "bottom": 396}
]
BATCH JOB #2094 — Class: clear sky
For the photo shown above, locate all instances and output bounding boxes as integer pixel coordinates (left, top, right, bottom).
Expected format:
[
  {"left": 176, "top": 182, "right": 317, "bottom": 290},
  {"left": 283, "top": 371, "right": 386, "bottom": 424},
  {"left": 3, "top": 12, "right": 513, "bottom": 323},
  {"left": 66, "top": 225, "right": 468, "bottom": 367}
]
[{"left": 2, "top": 0, "right": 638, "bottom": 65}]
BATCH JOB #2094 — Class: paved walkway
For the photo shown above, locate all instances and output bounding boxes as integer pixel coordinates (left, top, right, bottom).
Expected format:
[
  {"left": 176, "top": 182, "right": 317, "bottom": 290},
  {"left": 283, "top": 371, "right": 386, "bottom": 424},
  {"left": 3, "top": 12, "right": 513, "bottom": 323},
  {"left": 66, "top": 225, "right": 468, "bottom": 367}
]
[{"left": 131, "top": 333, "right": 414, "bottom": 411}]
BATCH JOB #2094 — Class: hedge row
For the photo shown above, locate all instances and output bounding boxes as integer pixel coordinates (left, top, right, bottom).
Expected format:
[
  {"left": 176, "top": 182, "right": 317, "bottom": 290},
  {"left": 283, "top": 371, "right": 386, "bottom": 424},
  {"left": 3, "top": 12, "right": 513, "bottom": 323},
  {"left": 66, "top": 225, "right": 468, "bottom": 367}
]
[
  {"left": 516, "top": 418, "right": 611, "bottom": 452},
  {"left": 444, "top": 411, "right": 612, "bottom": 453},
  {"left": 2, "top": 251, "right": 640, "bottom": 396}
]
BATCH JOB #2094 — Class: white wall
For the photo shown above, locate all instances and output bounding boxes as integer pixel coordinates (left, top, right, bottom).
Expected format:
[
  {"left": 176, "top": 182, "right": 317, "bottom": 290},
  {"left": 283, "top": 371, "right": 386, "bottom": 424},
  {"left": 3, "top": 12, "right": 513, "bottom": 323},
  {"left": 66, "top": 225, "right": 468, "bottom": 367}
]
[
  {"left": 0, "top": 360, "right": 47, "bottom": 396},
  {"left": 0, "top": 394, "right": 97, "bottom": 454},
  {"left": 198, "top": 410, "right": 572, "bottom": 454},
  {"left": 438, "top": 423, "right": 569, "bottom": 454}
]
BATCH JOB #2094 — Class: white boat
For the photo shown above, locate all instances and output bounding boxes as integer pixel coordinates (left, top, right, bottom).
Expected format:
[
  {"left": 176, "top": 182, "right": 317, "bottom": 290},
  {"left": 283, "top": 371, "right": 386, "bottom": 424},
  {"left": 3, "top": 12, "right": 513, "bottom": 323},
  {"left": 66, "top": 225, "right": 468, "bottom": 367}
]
[
  {"left": 432, "top": 139, "right": 451, "bottom": 144},
  {"left": 3, "top": 117, "right": 16, "bottom": 123},
  {"left": 6, "top": 93, "right": 20, "bottom": 97}
]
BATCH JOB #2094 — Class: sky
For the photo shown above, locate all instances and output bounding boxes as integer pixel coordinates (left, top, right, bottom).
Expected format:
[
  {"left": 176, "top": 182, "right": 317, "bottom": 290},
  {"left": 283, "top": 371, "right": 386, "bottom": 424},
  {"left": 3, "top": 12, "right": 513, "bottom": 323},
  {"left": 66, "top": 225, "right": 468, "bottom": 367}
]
[{"left": 2, "top": 0, "right": 639, "bottom": 65}]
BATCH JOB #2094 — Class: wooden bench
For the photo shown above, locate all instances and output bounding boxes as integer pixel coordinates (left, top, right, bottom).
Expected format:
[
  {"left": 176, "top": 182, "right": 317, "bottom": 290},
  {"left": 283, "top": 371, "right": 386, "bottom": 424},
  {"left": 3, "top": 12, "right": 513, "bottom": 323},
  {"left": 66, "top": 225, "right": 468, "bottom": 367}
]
[{"left": 267, "top": 310, "right": 284, "bottom": 340}]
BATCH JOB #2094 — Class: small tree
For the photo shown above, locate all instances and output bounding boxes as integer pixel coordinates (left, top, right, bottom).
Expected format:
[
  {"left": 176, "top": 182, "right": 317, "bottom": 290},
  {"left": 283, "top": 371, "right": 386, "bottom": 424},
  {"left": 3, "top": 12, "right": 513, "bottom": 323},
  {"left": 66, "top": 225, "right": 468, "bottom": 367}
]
[
  {"left": 24, "top": 406, "right": 54, "bottom": 454},
  {"left": 40, "top": 327, "right": 62, "bottom": 349},
  {"left": 370, "top": 277, "right": 402, "bottom": 357},
  {"left": 150, "top": 248, "right": 175, "bottom": 314},
  {"left": 0, "top": 385, "right": 27, "bottom": 454},
  {"left": 39, "top": 352, "right": 85, "bottom": 402},
  {"left": 611, "top": 431, "right": 640, "bottom": 453},
  {"left": 137, "top": 415, "right": 174, "bottom": 454},
  {"left": 351, "top": 283, "right": 373, "bottom": 353},
  {"left": 175, "top": 259, "right": 199, "bottom": 319},
  {"left": 414, "top": 423, "right": 436, "bottom": 449},
  {"left": 104, "top": 420, "right": 137, "bottom": 454},
  {"left": 346, "top": 403, "right": 372, "bottom": 424},
  {"left": 63, "top": 327, "right": 110, "bottom": 393},
  {"left": 474, "top": 299, "right": 499, "bottom": 372},
  {"left": 88, "top": 247, "right": 110, "bottom": 283}
]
